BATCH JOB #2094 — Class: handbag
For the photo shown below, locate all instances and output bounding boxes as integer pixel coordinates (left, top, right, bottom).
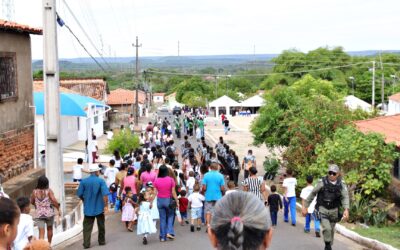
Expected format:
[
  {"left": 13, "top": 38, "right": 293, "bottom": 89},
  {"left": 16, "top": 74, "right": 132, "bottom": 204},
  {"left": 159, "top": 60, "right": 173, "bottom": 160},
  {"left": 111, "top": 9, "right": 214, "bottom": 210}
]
[{"left": 169, "top": 199, "right": 177, "bottom": 210}]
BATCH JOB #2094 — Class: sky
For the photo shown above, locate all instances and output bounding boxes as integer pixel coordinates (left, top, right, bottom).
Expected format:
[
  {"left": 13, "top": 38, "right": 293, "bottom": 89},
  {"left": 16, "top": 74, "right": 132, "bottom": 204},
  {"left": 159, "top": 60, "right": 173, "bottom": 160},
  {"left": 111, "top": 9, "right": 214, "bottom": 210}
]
[{"left": 3, "top": 0, "right": 400, "bottom": 59}]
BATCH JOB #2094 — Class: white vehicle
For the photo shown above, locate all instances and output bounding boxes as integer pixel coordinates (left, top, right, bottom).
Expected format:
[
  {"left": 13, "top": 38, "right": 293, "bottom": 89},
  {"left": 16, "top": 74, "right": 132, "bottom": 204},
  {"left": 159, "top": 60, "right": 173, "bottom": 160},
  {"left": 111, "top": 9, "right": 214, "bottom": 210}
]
[{"left": 158, "top": 105, "right": 169, "bottom": 112}]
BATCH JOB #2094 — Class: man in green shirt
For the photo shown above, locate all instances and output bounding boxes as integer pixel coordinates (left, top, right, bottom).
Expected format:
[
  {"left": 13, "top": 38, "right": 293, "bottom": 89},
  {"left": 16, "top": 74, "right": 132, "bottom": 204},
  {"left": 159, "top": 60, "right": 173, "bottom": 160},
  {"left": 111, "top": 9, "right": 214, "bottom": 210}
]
[
  {"left": 197, "top": 118, "right": 205, "bottom": 137},
  {"left": 174, "top": 115, "right": 181, "bottom": 139}
]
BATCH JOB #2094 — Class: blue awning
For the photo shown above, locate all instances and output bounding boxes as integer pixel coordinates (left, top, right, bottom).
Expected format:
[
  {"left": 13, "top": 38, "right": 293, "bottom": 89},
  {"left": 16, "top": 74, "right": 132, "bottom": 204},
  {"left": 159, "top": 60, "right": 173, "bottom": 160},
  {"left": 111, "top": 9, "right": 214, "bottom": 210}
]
[{"left": 34, "top": 92, "right": 109, "bottom": 117}]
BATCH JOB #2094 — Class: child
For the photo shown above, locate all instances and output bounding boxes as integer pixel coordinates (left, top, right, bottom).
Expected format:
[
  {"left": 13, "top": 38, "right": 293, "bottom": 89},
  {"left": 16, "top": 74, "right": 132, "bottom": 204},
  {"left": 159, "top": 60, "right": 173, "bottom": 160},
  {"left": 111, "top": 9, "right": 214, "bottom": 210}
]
[
  {"left": 121, "top": 187, "right": 137, "bottom": 232},
  {"left": 300, "top": 175, "right": 321, "bottom": 237},
  {"left": 267, "top": 185, "right": 282, "bottom": 226},
  {"left": 137, "top": 191, "right": 157, "bottom": 245},
  {"left": 14, "top": 197, "right": 34, "bottom": 250},
  {"left": 145, "top": 182, "right": 159, "bottom": 228},
  {"left": 178, "top": 190, "right": 189, "bottom": 226},
  {"left": 186, "top": 171, "right": 196, "bottom": 196},
  {"left": 0, "top": 197, "right": 20, "bottom": 250},
  {"left": 225, "top": 181, "right": 237, "bottom": 195},
  {"left": 187, "top": 184, "right": 205, "bottom": 232}
]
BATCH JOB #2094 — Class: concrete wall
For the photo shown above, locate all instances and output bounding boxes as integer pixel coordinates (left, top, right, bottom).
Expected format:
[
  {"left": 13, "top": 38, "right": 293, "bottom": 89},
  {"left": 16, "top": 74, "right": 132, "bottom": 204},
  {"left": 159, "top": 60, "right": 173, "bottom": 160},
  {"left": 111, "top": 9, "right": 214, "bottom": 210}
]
[
  {"left": 0, "top": 32, "right": 34, "bottom": 133},
  {"left": 0, "top": 32, "right": 34, "bottom": 181},
  {"left": 77, "top": 106, "right": 105, "bottom": 140},
  {"left": 388, "top": 100, "right": 400, "bottom": 115}
]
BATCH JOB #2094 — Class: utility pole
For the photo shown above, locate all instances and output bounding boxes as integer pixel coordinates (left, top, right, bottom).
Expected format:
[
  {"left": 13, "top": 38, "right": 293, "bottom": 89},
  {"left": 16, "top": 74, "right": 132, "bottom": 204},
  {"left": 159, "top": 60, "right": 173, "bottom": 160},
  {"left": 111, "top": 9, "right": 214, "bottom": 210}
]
[
  {"left": 132, "top": 36, "right": 141, "bottom": 125},
  {"left": 379, "top": 52, "right": 385, "bottom": 109},
  {"left": 42, "top": 0, "right": 64, "bottom": 212},
  {"left": 372, "top": 61, "right": 376, "bottom": 107}
]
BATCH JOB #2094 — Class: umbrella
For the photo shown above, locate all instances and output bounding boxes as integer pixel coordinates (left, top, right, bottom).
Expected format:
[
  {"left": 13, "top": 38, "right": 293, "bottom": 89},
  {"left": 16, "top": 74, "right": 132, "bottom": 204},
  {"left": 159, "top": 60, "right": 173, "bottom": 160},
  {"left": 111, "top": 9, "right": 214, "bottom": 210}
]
[{"left": 34, "top": 92, "right": 108, "bottom": 117}]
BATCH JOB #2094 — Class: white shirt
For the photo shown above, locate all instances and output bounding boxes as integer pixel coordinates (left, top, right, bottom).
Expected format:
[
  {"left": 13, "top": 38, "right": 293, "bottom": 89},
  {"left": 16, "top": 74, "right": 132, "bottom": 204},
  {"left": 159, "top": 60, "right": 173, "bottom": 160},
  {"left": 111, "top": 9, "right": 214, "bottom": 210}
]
[
  {"left": 283, "top": 177, "right": 297, "bottom": 197},
  {"left": 72, "top": 164, "right": 84, "bottom": 180},
  {"left": 225, "top": 190, "right": 237, "bottom": 195},
  {"left": 104, "top": 167, "right": 119, "bottom": 187},
  {"left": 88, "top": 140, "right": 98, "bottom": 152},
  {"left": 300, "top": 185, "right": 317, "bottom": 213},
  {"left": 186, "top": 177, "right": 196, "bottom": 190},
  {"left": 188, "top": 192, "right": 205, "bottom": 208},
  {"left": 13, "top": 213, "right": 34, "bottom": 250}
]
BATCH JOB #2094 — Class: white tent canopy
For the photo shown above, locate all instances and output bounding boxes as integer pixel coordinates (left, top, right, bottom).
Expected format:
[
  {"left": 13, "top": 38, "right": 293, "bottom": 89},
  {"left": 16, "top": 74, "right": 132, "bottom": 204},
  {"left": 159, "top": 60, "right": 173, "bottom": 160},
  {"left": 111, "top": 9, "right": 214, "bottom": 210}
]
[
  {"left": 240, "top": 95, "right": 265, "bottom": 107},
  {"left": 209, "top": 95, "right": 240, "bottom": 117},
  {"left": 344, "top": 95, "right": 372, "bottom": 112}
]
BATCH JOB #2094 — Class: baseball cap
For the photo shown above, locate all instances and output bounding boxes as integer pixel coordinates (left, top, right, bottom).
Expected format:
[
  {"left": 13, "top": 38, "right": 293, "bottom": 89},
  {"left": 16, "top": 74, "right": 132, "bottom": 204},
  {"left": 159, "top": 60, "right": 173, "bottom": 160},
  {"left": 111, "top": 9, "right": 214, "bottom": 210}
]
[
  {"left": 328, "top": 164, "right": 340, "bottom": 173},
  {"left": 146, "top": 182, "right": 154, "bottom": 188}
]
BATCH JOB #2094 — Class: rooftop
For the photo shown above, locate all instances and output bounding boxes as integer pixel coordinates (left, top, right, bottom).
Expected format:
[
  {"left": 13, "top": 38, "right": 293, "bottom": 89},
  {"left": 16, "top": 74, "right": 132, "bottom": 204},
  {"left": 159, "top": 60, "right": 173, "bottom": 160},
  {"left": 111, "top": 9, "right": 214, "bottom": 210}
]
[
  {"left": 153, "top": 93, "right": 165, "bottom": 96},
  {"left": 389, "top": 93, "right": 400, "bottom": 102},
  {"left": 107, "top": 88, "right": 146, "bottom": 105},
  {"left": 33, "top": 83, "right": 77, "bottom": 94},
  {"left": 0, "top": 19, "right": 42, "bottom": 35},
  {"left": 354, "top": 114, "right": 400, "bottom": 146}
]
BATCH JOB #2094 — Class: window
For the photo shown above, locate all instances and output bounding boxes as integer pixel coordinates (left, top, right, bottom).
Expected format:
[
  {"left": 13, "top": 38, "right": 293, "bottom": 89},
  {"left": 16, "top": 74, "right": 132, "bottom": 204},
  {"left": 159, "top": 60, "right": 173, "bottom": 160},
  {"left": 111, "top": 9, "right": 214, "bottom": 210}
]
[
  {"left": 94, "top": 115, "right": 99, "bottom": 124},
  {"left": 0, "top": 52, "right": 17, "bottom": 101}
]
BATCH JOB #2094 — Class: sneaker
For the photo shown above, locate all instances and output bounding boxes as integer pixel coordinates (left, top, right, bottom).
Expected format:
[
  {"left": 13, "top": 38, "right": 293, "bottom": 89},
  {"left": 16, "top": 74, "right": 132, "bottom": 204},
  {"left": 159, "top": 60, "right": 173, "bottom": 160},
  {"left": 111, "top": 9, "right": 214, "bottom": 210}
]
[
  {"left": 292, "top": 224, "right": 296, "bottom": 227},
  {"left": 196, "top": 226, "right": 201, "bottom": 231},
  {"left": 304, "top": 229, "right": 310, "bottom": 233},
  {"left": 190, "top": 225, "right": 195, "bottom": 232},
  {"left": 160, "top": 238, "right": 166, "bottom": 242},
  {"left": 185, "top": 220, "right": 189, "bottom": 225},
  {"left": 166, "top": 234, "right": 175, "bottom": 240},
  {"left": 143, "top": 237, "right": 148, "bottom": 245},
  {"left": 316, "top": 231, "right": 321, "bottom": 238}
]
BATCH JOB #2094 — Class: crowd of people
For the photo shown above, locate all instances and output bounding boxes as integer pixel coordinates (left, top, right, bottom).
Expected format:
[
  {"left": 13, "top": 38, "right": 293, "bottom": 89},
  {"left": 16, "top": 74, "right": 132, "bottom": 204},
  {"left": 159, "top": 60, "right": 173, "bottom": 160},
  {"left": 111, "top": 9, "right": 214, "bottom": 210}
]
[{"left": 0, "top": 110, "right": 350, "bottom": 250}]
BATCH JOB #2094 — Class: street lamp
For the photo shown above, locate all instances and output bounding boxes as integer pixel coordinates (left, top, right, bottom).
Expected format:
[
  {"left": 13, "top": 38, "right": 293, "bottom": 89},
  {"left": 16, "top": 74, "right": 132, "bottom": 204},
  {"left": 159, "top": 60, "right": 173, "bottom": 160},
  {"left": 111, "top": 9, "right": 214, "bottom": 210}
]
[{"left": 349, "top": 76, "right": 355, "bottom": 95}]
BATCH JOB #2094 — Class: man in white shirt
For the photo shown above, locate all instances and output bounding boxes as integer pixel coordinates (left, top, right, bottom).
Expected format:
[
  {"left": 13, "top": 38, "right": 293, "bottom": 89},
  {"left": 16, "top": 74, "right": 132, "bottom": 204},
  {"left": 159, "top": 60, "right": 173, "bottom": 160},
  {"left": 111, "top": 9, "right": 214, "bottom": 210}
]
[
  {"left": 300, "top": 175, "right": 321, "bottom": 237},
  {"left": 72, "top": 158, "right": 88, "bottom": 182},
  {"left": 282, "top": 169, "right": 297, "bottom": 226},
  {"left": 14, "top": 197, "right": 34, "bottom": 250},
  {"left": 104, "top": 159, "right": 119, "bottom": 208}
]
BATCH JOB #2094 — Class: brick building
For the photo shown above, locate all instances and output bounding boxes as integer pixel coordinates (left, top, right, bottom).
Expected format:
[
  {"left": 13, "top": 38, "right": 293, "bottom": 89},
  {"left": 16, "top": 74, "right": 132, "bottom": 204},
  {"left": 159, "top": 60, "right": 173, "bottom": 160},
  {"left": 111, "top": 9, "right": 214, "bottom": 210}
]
[{"left": 0, "top": 20, "right": 42, "bottom": 182}]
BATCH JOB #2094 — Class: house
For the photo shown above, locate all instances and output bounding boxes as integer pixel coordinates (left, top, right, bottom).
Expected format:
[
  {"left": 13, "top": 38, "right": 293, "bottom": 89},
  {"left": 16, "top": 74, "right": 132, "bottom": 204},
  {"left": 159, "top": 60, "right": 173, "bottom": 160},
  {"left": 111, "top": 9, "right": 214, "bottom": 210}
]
[
  {"left": 354, "top": 114, "right": 400, "bottom": 179},
  {"left": 153, "top": 93, "right": 165, "bottom": 103},
  {"left": 0, "top": 20, "right": 42, "bottom": 181},
  {"left": 344, "top": 95, "right": 372, "bottom": 113},
  {"left": 165, "top": 92, "right": 183, "bottom": 109},
  {"left": 107, "top": 88, "right": 147, "bottom": 128},
  {"left": 388, "top": 93, "right": 400, "bottom": 115},
  {"left": 34, "top": 78, "right": 109, "bottom": 140}
]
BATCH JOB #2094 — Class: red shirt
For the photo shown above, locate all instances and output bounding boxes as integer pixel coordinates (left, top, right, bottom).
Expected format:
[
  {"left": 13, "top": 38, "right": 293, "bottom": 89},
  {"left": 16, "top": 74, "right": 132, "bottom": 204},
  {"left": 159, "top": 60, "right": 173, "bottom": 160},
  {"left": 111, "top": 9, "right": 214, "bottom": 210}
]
[{"left": 179, "top": 197, "right": 189, "bottom": 212}]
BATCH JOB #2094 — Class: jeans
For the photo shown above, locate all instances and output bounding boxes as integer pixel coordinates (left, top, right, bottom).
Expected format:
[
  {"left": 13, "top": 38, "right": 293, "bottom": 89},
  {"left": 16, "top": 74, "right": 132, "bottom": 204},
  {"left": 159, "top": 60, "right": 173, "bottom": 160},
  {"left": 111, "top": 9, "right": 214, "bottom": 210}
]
[
  {"left": 83, "top": 213, "right": 105, "bottom": 248},
  {"left": 232, "top": 169, "right": 240, "bottom": 186},
  {"left": 270, "top": 210, "right": 278, "bottom": 226},
  {"left": 200, "top": 128, "right": 205, "bottom": 137},
  {"left": 201, "top": 206, "right": 205, "bottom": 224},
  {"left": 305, "top": 212, "right": 320, "bottom": 232},
  {"left": 283, "top": 196, "right": 297, "bottom": 225},
  {"left": 157, "top": 197, "right": 175, "bottom": 240},
  {"left": 108, "top": 192, "right": 117, "bottom": 205},
  {"left": 224, "top": 126, "right": 229, "bottom": 134}
]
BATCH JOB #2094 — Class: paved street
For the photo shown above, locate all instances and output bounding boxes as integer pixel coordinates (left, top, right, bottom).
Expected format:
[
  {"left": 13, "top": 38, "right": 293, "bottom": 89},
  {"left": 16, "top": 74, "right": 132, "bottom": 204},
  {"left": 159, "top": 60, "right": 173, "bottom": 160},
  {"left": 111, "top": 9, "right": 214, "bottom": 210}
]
[{"left": 57, "top": 113, "right": 366, "bottom": 250}]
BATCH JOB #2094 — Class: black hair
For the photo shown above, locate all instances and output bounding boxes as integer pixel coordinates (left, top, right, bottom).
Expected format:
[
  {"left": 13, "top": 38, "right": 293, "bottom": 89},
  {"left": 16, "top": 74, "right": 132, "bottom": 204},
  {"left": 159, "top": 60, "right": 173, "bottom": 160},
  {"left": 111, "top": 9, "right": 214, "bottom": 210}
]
[
  {"left": 127, "top": 159, "right": 133, "bottom": 166},
  {"left": 0, "top": 197, "right": 20, "bottom": 225},
  {"left": 120, "top": 162, "right": 127, "bottom": 171},
  {"left": 286, "top": 169, "right": 293, "bottom": 176},
  {"left": 124, "top": 186, "right": 132, "bottom": 193},
  {"left": 136, "top": 156, "right": 141, "bottom": 162},
  {"left": 113, "top": 150, "right": 121, "bottom": 160},
  {"left": 145, "top": 163, "right": 152, "bottom": 172},
  {"left": 138, "top": 192, "right": 146, "bottom": 205},
  {"left": 270, "top": 185, "right": 277, "bottom": 192},
  {"left": 158, "top": 165, "right": 169, "bottom": 178},
  {"left": 109, "top": 159, "right": 115, "bottom": 166},
  {"left": 77, "top": 158, "right": 83, "bottom": 164},
  {"left": 16, "top": 197, "right": 30, "bottom": 211},
  {"left": 306, "top": 175, "right": 314, "bottom": 184},
  {"left": 36, "top": 175, "right": 49, "bottom": 189},
  {"left": 249, "top": 167, "right": 258, "bottom": 175},
  {"left": 180, "top": 190, "right": 187, "bottom": 196},
  {"left": 164, "top": 158, "right": 170, "bottom": 164}
]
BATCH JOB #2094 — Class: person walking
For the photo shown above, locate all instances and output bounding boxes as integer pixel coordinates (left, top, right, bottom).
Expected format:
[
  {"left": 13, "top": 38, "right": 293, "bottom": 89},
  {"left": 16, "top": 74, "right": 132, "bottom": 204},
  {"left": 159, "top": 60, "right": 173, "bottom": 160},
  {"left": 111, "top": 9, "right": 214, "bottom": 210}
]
[
  {"left": 283, "top": 169, "right": 297, "bottom": 226},
  {"left": 202, "top": 162, "right": 225, "bottom": 233},
  {"left": 77, "top": 164, "right": 109, "bottom": 249},
  {"left": 30, "top": 175, "right": 61, "bottom": 244},
  {"left": 242, "top": 167, "right": 268, "bottom": 201},
  {"left": 302, "top": 164, "right": 349, "bottom": 250},
  {"left": 119, "top": 168, "right": 139, "bottom": 202},
  {"left": 223, "top": 117, "right": 230, "bottom": 135},
  {"left": 242, "top": 149, "right": 256, "bottom": 179},
  {"left": 154, "top": 165, "right": 179, "bottom": 242},
  {"left": 300, "top": 175, "right": 321, "bottom": 237},
  {"left": 267, "top": 185, "right": 282, "bottom": 226}
]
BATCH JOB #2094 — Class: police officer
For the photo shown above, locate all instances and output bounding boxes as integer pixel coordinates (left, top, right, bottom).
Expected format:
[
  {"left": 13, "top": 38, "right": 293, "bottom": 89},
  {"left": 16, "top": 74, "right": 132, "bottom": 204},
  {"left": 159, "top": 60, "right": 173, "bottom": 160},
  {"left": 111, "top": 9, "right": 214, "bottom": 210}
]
[{"left": 302, "top": 164, "right": 349, "bottom": 250}]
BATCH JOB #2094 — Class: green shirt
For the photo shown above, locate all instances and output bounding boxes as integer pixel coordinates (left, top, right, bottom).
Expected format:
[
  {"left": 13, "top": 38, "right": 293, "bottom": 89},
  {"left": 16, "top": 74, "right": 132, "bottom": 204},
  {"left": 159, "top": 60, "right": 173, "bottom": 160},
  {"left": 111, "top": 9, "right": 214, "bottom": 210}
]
[{"left": 197, "top": 119, "right": 204, "bottom": 129}]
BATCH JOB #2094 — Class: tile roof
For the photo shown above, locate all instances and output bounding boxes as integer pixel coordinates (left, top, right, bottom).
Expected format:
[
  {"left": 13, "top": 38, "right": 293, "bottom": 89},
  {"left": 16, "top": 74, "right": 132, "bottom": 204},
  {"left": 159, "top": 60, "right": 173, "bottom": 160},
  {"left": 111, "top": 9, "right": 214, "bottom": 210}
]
[
  {"left": 33, "top": 78, "right": 108, "bottom": 101},
  {"left": 0, "top": 19, "right": 42, "bottom": 35},
  {"left": 354, "top": 114, "right": 400, "bottom": 146},
  {"left": 107, "top": 88, "right": 146, "bottom": 105},
  {"left": 153, "top": 92, "right": 165, "bottom": 96},
  {"left": 33, "top": 83, "right": 77, "bottom": 94},
  {"left": 389, "top": 93, "right": 400, "bottom": 102}
]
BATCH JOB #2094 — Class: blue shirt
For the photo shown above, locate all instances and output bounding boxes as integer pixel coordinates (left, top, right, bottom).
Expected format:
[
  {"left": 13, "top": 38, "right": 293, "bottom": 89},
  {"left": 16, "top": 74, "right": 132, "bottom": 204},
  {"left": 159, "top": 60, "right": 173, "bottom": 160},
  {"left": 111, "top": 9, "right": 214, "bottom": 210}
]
[
  {"left": 77, "top": 175, "right": 109, "bottom": 216},
  {"left": 202, "top": 170, "right": 225, "bottom": 201}
]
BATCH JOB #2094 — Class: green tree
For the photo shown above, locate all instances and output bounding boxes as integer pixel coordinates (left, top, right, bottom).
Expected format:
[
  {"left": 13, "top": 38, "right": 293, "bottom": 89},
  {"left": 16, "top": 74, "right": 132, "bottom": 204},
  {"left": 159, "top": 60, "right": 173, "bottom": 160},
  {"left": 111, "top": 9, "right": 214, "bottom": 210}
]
[{"left": 105, "top": 130, "right": 140, "bottom": 157}]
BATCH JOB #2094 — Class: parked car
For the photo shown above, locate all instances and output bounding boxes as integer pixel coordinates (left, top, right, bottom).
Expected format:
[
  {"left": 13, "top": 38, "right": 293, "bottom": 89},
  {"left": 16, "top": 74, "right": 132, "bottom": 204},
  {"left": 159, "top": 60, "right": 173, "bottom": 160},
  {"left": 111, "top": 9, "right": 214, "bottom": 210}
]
[
  {"left": 158, "top": 105, "right": 169, "bottom": 112},
  {"left": 172, "top": 106, "right": 182, "bottom": 115}
]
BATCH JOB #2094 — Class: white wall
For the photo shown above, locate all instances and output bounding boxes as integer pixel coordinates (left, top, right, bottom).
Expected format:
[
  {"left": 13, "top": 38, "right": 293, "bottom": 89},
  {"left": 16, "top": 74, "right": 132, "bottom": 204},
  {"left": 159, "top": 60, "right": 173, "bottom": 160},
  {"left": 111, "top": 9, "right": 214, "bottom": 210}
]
[
  {"left": 78, "top": 106, "right": 105, "bottom": 140},
  {"left": 153, "top": 96, "right": 164, "bottom": 103},
  {"left": 388, "top": 100, "right": 400, "bottom": 115}
]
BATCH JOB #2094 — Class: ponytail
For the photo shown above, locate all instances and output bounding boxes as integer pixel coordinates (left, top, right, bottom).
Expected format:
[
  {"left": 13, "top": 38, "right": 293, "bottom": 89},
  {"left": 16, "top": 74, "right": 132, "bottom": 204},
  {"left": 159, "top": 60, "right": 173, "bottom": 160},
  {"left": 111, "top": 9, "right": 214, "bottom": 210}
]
[{"left": 227, "top": 217, "right": 244, "bottom": 249}]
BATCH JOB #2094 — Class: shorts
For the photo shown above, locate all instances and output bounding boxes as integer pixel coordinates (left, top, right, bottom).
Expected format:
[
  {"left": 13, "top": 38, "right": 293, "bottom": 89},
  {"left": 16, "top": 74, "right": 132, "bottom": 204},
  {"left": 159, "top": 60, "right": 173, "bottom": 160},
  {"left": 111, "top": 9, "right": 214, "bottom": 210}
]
[
  {"left": 191, "top": 207, "right": 202, "bottom": 219},
  {"left": 205, "top": 201, "right": 216, "bottom": 214},
  {"left": 35, "top": 216, "right": 54, "bottom": 228}
]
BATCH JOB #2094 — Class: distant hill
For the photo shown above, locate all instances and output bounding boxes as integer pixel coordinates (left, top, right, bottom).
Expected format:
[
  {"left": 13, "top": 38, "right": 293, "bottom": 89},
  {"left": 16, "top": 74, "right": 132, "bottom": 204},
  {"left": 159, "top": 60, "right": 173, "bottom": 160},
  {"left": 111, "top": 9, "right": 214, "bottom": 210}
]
[{"left": 32, "top": 50, "right": 400, "bottom": 72}]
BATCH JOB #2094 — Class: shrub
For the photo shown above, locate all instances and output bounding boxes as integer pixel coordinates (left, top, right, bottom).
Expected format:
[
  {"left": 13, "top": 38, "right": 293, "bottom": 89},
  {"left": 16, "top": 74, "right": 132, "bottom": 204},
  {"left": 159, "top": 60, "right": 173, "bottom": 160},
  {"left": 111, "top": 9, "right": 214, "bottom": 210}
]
[{"left": 105, "top": 129, "right": 140, "bottom": 157}]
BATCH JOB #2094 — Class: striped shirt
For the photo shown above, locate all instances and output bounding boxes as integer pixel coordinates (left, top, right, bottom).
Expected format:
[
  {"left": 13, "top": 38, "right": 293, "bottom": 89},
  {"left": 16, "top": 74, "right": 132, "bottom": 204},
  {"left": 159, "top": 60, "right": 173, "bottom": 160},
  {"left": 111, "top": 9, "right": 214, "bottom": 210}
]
[{"left": 242, "top": 177, "right": 264, "bottom": 200}]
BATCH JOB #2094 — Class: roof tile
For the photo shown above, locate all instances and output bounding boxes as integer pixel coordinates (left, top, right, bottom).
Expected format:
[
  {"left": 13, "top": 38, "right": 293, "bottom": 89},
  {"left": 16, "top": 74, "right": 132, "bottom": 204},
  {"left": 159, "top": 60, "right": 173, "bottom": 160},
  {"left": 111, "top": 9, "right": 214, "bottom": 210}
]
[
  {"left": 107, "top": 88, "right": 146, "bottom": 105},
  {"left": 0, "top": 19, "right": 42, "bottom": 35},
  {"left": 354, "top": 114, "right": 400, "bottom": 146}
]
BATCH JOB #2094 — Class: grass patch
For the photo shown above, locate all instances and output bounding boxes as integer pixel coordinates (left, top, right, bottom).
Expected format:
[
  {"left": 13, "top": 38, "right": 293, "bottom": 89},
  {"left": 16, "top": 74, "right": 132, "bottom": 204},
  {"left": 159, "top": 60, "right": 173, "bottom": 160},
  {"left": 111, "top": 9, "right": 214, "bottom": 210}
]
[{"left": 352, "top": 224, "right": 400, "bottom": 249}]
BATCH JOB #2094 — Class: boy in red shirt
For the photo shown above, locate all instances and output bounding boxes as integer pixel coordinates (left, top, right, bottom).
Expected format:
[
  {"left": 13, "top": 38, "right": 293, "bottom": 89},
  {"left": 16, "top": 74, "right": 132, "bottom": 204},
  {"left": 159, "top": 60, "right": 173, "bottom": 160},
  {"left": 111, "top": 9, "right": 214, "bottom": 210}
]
[{"left": 179, "top": 190, "right": 189, "bottom": 225}]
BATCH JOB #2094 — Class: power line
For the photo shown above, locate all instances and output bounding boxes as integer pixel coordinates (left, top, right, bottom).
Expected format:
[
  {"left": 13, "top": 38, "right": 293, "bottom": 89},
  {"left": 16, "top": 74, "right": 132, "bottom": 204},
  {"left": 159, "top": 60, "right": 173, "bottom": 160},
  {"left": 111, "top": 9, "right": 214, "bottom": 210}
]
[{"left": 56, "top": 14, "right": 107, "bottom": 72}]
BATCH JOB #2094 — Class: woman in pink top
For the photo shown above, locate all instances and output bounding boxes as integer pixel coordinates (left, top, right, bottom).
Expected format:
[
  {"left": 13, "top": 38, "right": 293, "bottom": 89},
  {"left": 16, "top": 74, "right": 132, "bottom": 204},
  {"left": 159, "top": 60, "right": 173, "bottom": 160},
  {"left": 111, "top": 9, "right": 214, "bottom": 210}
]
[
  {"left": 140, "top": 163, "right": 157, "bottom": 187},
  {"left": 154, "top": 165, "right": 179, "bottom": 241},
  {"left": 119, "top": 168, "right": 139, "bottom": 202}
]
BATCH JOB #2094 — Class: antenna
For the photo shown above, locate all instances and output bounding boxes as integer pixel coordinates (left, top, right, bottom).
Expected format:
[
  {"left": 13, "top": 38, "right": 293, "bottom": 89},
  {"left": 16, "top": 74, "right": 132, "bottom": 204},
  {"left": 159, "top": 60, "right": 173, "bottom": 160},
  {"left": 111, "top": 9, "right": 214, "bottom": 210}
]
[{"left": 2, "top": 0, "right": 15, "bottom": 21}]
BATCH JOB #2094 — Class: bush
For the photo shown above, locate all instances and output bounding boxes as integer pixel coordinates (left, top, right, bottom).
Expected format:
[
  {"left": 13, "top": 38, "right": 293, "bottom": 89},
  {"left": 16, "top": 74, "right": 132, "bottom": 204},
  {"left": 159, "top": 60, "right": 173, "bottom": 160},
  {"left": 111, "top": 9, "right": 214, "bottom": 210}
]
[
  {"left": 105, "top": 129, "right": 140, "bottom": 157},
  {"left": 263, "top": 156, "right": 280, "bottom": 180}
]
